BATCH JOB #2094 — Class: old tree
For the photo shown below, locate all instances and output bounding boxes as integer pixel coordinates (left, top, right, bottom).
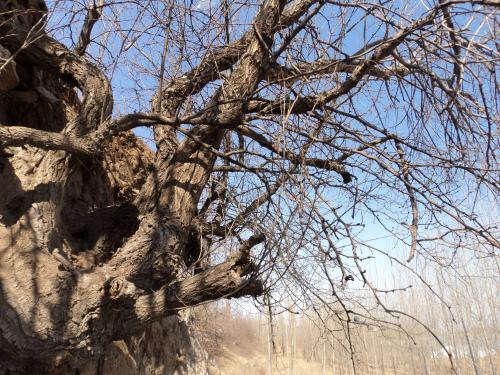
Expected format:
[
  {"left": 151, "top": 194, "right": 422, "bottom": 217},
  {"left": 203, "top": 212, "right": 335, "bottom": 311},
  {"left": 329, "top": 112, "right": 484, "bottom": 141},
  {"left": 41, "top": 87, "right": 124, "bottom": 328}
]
[{"left": 0, "top": 0, "right": 498, "bottom": 373}]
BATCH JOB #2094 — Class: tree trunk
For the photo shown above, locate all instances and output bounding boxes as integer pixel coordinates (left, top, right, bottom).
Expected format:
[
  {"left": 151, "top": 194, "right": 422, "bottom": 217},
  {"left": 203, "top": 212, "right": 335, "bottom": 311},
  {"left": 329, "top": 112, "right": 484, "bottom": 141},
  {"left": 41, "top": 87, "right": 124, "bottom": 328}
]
[
  {"left": 0, "top": 88, "right": 210, "bottom": 373},
  {"left": 0, "top": 22, "right": 207, "bottom": 374},
  {"left": 0, "top": 0, "right": 273, "bottom": 371},
  {"left": 3, "top": 0, "right": 495, "bottom": 373}
]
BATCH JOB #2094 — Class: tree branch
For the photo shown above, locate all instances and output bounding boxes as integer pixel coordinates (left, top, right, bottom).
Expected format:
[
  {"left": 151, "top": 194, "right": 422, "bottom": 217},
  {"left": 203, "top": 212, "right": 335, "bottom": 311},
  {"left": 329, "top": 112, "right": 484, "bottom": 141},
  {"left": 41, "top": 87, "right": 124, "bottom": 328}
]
[
  {"left": 248, "top": 13, "right": 437, "bottom": 116},
  {"left": 157, "top": 0, "right": 288, "bottom": 224},
  {"left": 265, "top": 59, "right": 410, "bottom": 87},
  {"left": 1, "top": 29, "right": 112, "bottom": 133},
  {"left": 237, "top": 125, "right": 352, "bottom": 182},
  {"left": 108, "top": 234, "right": 265, "bottom": 329},
  {"left": 0, "top": 125, "right": 93, "bottom": 154},
  {"left": 0, "top": 113, "right": 198, "bottom": 154},
  {"left": 149, "top": 0, "right": 323, "bottom": 195},
  {"left": 75, "top": 0, "right": 105, "bottom": 56}
]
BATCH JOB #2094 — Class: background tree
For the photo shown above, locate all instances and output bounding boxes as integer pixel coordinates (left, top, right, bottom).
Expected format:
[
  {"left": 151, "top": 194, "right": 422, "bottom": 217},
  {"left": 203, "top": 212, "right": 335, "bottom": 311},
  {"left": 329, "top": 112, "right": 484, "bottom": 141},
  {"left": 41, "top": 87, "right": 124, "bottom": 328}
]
[{"left": 0, "top": 0, "right": 498, "bottom": 373}]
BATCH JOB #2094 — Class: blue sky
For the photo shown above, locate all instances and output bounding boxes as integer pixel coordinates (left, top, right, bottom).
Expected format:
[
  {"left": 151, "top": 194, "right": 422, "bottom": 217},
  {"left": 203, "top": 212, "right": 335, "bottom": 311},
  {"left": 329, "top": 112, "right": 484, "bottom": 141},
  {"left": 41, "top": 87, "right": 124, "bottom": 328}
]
[{"left": 43, "top": 0, "right": 499, "bottom": 307}]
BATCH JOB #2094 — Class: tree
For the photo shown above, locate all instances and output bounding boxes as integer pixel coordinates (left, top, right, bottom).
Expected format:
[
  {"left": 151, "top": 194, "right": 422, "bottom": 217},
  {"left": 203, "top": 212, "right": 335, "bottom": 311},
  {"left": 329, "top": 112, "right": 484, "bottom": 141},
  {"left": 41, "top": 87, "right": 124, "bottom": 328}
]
[{"left": 0, "top": 0, "right": 498, "bottom": 373}]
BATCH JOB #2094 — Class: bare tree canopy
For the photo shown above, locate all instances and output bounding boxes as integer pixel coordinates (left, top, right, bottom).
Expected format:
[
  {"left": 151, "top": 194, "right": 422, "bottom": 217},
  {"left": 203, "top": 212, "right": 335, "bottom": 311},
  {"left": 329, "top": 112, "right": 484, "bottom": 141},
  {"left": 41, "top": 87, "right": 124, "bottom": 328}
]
[{"left": 0, "top": 0, "right": 498, "bottom": 373}]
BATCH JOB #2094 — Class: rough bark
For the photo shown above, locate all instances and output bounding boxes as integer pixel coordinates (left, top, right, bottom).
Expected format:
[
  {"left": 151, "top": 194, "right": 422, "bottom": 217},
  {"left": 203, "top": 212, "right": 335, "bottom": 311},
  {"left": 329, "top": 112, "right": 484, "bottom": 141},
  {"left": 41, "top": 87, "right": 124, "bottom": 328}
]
[
  {"left": 0, "top": 112, "right": 215, "bottom": 374},
  {"left": 0, "top": 0, "right": 277, "bottom": 372},
  {"left": 1, "top": 0, "right": 497, "bottom": 373}
]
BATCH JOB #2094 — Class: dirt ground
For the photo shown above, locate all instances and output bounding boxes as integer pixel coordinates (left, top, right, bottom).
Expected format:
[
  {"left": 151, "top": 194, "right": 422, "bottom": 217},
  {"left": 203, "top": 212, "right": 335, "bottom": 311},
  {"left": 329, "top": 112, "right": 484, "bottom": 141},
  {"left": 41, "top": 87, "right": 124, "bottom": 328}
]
[{"left": 208, "top": 346, "right": 337, "bottom": 375}]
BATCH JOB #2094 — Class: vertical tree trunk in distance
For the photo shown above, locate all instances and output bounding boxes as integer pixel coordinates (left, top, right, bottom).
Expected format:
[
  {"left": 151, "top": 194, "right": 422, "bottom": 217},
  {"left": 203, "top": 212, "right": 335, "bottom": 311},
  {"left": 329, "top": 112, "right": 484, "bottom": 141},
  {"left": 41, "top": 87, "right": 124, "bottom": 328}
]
[{"left": 266, "top": 293, "right": 275, "bottom": 375}]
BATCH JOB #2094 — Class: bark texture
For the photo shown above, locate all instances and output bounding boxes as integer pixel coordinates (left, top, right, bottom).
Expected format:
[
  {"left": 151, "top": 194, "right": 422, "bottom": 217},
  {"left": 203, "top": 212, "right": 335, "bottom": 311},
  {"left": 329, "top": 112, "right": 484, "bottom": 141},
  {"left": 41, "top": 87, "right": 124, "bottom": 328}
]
[
  {"left": 0, "top": 1, "right": 271, "bottom": 372},
  {"left": 2, "top": 0, "right": 497, "bottom": 373},
  {"left": 0, "top": 113, "right": 210, "bottom": 374},
  {"left": 0, "top": 17, "right": 193, "bottom": 371}
]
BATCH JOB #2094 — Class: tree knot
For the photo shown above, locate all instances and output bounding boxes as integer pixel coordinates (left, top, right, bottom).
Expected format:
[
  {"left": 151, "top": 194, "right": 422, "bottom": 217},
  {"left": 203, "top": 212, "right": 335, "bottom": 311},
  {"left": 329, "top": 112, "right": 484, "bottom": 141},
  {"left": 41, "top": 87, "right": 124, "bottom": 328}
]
[{"left": 108, "top": 277, "right": 137, "bottom": 301}]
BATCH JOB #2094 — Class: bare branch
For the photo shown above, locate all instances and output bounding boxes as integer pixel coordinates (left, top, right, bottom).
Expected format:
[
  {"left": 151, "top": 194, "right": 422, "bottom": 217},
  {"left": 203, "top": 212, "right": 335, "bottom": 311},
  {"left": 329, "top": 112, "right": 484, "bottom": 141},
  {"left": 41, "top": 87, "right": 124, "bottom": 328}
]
[
  {"left": 1, "top": 29, "right": 112, "bottom": 132},
  {"left": 74, "top": 0, "right": 105, "bottom": 56},
  {"left": 237, "top": 125, "right": 352, "bottom": 182}
]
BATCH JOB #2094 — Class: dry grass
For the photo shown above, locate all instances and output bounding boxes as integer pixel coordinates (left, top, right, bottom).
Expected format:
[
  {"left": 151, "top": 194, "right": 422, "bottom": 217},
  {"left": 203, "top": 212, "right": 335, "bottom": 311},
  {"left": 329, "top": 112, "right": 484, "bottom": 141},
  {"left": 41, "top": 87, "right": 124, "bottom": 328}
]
[{"left": 209, "top": 347, "right": 325, "bottom": 375}]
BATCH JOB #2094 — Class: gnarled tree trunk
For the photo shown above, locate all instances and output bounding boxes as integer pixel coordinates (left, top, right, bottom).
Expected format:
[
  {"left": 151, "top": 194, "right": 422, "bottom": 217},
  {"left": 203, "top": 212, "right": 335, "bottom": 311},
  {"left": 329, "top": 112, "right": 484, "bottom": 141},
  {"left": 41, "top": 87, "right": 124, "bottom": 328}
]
[
  {"left": 0, "top": 0, "right": 274, "bottom": 372},
  {"left": 2, "top": 0, "right": 497, "bottom": 373},
  {"left": 0, "top": 85, "right": 210, "bottom": 373}
]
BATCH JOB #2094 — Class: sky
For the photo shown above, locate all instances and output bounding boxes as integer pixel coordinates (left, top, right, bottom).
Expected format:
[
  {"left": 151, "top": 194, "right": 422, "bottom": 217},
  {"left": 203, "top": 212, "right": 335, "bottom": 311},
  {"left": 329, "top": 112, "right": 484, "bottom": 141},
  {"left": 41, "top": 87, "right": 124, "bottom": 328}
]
[{"left": 43, "top": 0, "right": 499, "bottom": 313}]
